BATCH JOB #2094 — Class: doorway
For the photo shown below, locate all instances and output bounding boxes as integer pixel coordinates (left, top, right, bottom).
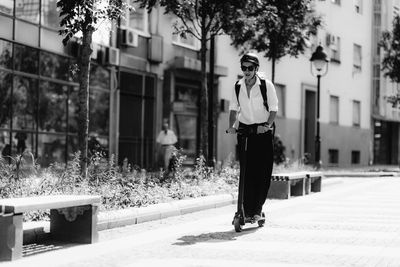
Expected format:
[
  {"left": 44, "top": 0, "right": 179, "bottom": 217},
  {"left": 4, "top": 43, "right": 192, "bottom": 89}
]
[{"left": 304, "top": 90, "right": 316, "bottom": 164}]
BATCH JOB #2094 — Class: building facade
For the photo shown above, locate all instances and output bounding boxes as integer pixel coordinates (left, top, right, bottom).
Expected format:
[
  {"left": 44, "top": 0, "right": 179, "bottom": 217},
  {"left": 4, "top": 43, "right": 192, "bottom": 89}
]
[
  {"left": 0, "top": 0, "right": 398, "bottom": 169},
  {"left": 372, "top": 0, "right": 400, "bottom": 165},
  {"left": 217, "top": 0, "right": 374, "bottom": 168}
]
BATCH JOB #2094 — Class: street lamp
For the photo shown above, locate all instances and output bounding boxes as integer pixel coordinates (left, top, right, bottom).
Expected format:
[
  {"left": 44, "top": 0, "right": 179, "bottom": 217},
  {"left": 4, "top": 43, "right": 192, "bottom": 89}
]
[{"left": 310, "top": 45, "right": 329, "bottom": 169}]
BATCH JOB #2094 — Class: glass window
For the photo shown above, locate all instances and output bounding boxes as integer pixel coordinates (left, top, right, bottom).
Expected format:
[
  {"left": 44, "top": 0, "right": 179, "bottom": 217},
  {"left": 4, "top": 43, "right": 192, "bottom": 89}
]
[
  {"left": 12, "top": 75, "right": 38, "bottom": 130},
  {"left": 329, "top": 36, "right": 340, "bottom": 62},
  {"left": 0, "top": 39, "right": 13, "bottom": 69},
  {"left": 0, "top": 130, "right": 11, "bottom": 159},
  {"left": 120, "top": 71, "right": 142, "bottom": 95},
  {"left": 328, "top": 149, "right": 339, "bottom": 164},
  {"left": 353, "top": 44, "right": 362, "bottom": 71},
  {"left": 14, "top": 44, "right": 39, "bottom": 74},
  {"left": 351, "top": 150, "right": 360, "bottom": 164},
  {"left": 37, "top": 133, "right": 65, "bottom": 166},
  {"left": 329, "top": 95, "right": 339, "bottom": 124},
  {"left": 0, "top": 72, "right": 12, "bottom": 129},
  {"left": 174, "top": 114, "right": 197, "bottom": 159},
  {"left": 68, "top": 87, "right": 79, "bottom": 133},
  {"left": 172, "top": 33, "right": 199, "bottom": 50},
  {"left": 331, "top": 0, "right": 340, "bottom": 5},
  {"left": 90, "top": 64, "right": 110, "bottom": 90},
  {"left": 15, "top": 0, "right": 40, "bottom": 24},
  {"left": 41, "top": 0, "right": 59, "bottom": 29},
  {"left": 175, "top": 84, "right": 198, "bottom": 107},
  {"left": 0, "top": 0, "right": 14, "bottom": 15},
  {"left": 40, "top": 51, "right": 70, "bottom": 81},
  {"left": 352, "top": 100, "right": 361, "bottom": 127},
  {"left": 275, "top": 84, "right": 285, "bottom": 117},
  {"left": 89, "top": 89, "right": 109, "bottom": 136},
  {"left": 13, "top": 131, "right": 35, "bottom": 155},
  {"left": 38, "top": 81, "right": 68, "bottom": 132},
  {"left": 123, "top": 1, "right": 148, "bottom": 35}
]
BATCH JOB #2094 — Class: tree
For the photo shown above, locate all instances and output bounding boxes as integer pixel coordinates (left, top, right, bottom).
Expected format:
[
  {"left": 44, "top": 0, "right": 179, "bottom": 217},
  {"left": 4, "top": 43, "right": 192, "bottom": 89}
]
[
  {"left": 135, "top": 0, "right": 247, "bottom": 163},
  {"left": 227, "top": 0, "right": 323, "bottom": 83},
  {"left": 57, "top": 0, "right": 130, "bottom": 177},
  {"left": 380, "top": 15, "right": 400, "bottom": 107}
]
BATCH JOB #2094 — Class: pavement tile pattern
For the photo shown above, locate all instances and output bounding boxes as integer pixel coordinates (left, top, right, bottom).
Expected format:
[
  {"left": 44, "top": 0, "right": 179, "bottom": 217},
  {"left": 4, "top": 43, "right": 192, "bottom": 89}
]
[{"left": 2, "top": 177, "right": 400, "bottom": 267}]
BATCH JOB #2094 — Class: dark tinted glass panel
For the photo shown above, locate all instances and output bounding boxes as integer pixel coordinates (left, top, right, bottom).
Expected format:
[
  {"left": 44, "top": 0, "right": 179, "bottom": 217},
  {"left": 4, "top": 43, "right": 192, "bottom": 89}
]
[
  {"left": 89, "top": 89, "right": 109, "bottom": 136},
  {"left": 67, "top": 135, "right": 78, "bottom": 158},
  {"left": 175, "top": 84, "right": 198, "bottom": 107},
  {"left": 90, "top": 64, "right": 110, "bottom": 90},
  {"left": 174, "top": 114, "right": 197, "bottom": 159},
  {"left": 68, "top": 87, "right": 79, "bottom": 133},
  {"left": 38, "top": 81, "right": 67, "bottom": 132},
  {"left": 15, "top": 0, "right": 40, "bottom": 23},
  {"left": 37, "top": 133, "right": 66, "bottom": 166},
  {"left": 40, "top": 51, "right": 70, "bottom": 80},
  {"left": 12, "top": 75, "right": 37, "bottom": 130},
  {"left": 119, "top": 94, "right": 142, "bottom": 137},
  {"left": 14, "top": 44, "right": 39, "bottom": 74},
  {"left": 41, "top": 0, "right": 59, "bottom": 29},
  {"left": 143, "top": 98, "right": 154, "bottom": 136},
  {"left": 12, "top": 131, "right": 35, "bottom": 156},
  {"left": 120, "top": 72, "right": 142, "bottom": 95},
  {"left": 145, "top": 76, "right": 155, "bottom": 97},
  {"left": 0, "top": 130, "right": 11, "bottom": 159},
  {"left": 0, "top": 72, "right": 12, "bottom": 128},
  {"left": 0, "top": 1, "right": 13, "bottom": 15},
  {"left": 0, "top": 40, "right": 13, "bottom": 69}
]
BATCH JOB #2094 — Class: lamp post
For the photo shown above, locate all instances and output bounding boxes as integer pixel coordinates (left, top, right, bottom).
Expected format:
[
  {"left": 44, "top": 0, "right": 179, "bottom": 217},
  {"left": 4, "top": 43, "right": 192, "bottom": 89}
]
[{"left": 310, "top": 45, "right": 329, "bottom": 169}]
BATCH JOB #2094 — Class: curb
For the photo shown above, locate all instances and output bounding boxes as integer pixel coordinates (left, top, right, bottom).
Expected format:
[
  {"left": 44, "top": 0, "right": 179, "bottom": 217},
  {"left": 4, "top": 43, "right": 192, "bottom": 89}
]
[{"left": 323, "top": 171, "right": 399, "bottom": 177}]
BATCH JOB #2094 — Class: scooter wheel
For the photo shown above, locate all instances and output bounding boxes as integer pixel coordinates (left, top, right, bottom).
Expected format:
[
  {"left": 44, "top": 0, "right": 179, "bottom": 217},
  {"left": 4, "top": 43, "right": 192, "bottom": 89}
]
[
  {"left": 234, "top": 217, "right": 242, "bottom": 232},
  {"left": 258, "top": 212, "right": 266, "bottom": 227}
]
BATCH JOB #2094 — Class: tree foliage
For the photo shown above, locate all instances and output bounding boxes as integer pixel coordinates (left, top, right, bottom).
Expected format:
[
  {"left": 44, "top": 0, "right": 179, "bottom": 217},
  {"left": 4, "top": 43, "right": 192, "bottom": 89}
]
[
  {"left": 57, "top": 0, "right": 130, "bottom": 177},
  {"left": 380, "top": 15, "right": 400, "bottom": 86},
  {"left": 134, "top": 0, "right": 247, "bottom": 163},
  {"left": 227, "top": 0, "right": 323, "bottom": 83}
]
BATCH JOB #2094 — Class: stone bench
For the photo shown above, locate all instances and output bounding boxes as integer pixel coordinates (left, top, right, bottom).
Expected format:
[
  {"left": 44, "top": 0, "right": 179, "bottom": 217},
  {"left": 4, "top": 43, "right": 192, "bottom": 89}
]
[
  {"left": 268, "top": 172, "right": 307, "bottom": 199},
  {"left": 0, "top": 195, "right": 100, "bottom": 261},
  {"left": 305, "top": 171, "right": 323, "bottom": 194}
]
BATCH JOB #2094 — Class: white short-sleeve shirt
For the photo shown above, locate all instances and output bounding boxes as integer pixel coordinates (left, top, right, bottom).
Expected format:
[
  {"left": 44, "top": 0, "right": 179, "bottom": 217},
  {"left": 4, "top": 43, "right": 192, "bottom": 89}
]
[{"left": 228, "top": 76, "right": 278, "bottom": 125}]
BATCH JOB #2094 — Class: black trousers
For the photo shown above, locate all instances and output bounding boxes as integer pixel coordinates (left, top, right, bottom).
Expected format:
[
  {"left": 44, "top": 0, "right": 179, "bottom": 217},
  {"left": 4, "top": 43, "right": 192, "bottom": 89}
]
[{"left": 237, "top": 122, "right": 274, "bottom": 217}]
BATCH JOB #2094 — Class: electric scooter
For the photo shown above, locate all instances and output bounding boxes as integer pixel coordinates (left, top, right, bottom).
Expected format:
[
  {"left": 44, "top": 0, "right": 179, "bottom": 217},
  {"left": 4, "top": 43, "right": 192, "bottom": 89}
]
[{"left": 227, "top": 128, "right": 265, "bottom": 232}]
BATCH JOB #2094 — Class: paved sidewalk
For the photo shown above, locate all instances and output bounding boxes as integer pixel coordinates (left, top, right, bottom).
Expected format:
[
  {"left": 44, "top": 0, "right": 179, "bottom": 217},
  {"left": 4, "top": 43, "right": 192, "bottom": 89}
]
[{"left": 2, "top": 176, "right": 400, "bottom": 267}]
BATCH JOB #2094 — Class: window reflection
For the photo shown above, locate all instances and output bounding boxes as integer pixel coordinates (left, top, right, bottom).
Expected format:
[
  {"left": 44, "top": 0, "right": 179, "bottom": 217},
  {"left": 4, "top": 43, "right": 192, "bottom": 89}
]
[
  {"left": 90, "top": 64, "right": 110, "bottom": 89},
  {"left": 15, "top": 0, "right": 40, "bottom": 24},
  {"left": 0, "top": 72, "right": 12, "bottom": 128},
  {"left": 13, "top": 75, "right": 37, "bottom": 130},
  {"left": 14, "top": 44, "right": 39, "bottom": 74},
  {"left": 68, "top": 87, "right": 79, "bottom": 133},
  {"left": 0, "top": 40, "right": 13, "bottom": 69},
  {"left": 174, "top": 114, "right": 197, "bottom": 159},
  {"left": 40, "top": 51, "right": 70, "bottom": 80},
  {"left": 38, "top": 81, "right": 67, "bottom": 132},
  {"left": 37, "top": 133, "right": 65, "bottom": 167},
  {"left": 41, "top": 0, "right": 59, "bottom": 29},
  {"left": 0, "top": 131, "right": 11, "bottom": 159},
  {"left": 13, "top": 131, "right": 35, "bottom": 156},
  {"left": 0, "top": 0, "right": 13, "bottom": 15},
  {"left": 89, "top": 89, "right": 109, "bottom": 136}
]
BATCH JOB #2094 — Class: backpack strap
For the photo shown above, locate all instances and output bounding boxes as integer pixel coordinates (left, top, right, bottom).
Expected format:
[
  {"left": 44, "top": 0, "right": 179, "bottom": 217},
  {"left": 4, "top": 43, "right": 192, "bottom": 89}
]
[{"left": 235, "top": 80, "right": 240, "bottom": 106}]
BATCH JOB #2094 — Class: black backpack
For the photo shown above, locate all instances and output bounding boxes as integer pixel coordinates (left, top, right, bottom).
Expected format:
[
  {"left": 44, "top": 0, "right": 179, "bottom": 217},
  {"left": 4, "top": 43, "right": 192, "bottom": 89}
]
[{"left": 235, "top": 77, "right": 276, "bottom": 135}]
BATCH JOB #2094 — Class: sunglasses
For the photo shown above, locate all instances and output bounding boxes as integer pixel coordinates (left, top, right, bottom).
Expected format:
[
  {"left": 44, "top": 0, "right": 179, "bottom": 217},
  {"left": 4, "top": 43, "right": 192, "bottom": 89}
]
[{"left": 241, "top": 65, "right": 255, "bottom": 72}]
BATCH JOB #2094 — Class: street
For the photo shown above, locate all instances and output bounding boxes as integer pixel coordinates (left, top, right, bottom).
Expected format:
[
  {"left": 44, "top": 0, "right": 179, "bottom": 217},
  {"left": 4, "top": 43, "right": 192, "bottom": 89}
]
[{"left": 2, "top": 177, "right": 400, "bottom": 267}]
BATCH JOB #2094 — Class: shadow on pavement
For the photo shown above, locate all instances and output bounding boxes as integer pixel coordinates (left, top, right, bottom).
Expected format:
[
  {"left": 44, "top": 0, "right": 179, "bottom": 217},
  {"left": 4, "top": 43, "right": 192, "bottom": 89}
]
[
  {"left": 173, "top": 226, "right": 260, "bottom": 246},
  {"left": 22, "top": 241, "right": 80, "bottom": 258}
]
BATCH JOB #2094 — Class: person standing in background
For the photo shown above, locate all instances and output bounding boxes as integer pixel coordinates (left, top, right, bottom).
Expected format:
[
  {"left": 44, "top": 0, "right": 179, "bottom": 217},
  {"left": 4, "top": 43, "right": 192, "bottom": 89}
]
[{"left": 156, "top": 120, "right": 178, "bottom": 171}]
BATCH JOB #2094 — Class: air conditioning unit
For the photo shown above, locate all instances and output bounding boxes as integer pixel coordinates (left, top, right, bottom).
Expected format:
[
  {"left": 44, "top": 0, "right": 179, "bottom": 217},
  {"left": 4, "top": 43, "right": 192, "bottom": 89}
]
[
  {"left": 105, "top": 47, "right": 120, "bottom": 65},
  {"left": 121, "top": 29, "right": 138, "bottom": 47}
]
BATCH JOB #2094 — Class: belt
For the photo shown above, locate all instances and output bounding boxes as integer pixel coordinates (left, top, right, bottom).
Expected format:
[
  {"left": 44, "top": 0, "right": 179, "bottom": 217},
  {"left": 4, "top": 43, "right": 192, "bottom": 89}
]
[
  {"left": 238, "top": 122, "right": 269, "bottom": 135},
  {"left": 161, "top": 144, "right": 174, "bottom": 146}
]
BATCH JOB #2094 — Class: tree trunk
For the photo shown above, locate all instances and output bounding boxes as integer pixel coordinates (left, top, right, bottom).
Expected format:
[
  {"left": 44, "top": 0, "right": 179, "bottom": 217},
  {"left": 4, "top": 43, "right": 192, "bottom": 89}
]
[
  {"left": 199, "top": 17, "right": 208, "bottom": 161},
  {"left": 77, "top": 27, "right": 93, "bottom": 178}
]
